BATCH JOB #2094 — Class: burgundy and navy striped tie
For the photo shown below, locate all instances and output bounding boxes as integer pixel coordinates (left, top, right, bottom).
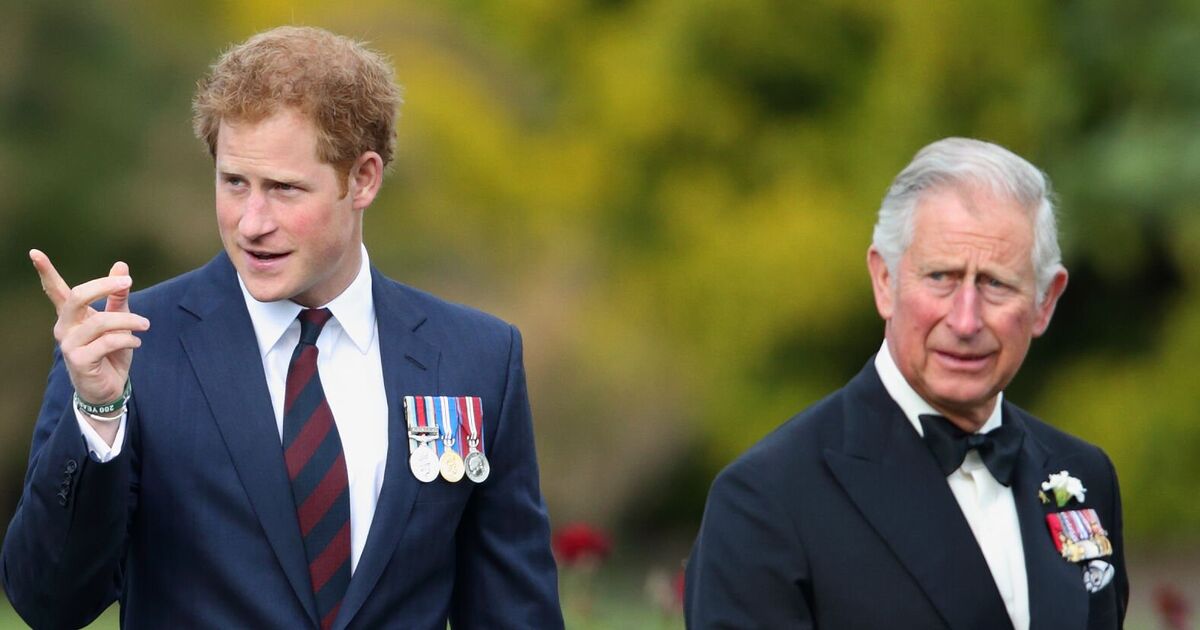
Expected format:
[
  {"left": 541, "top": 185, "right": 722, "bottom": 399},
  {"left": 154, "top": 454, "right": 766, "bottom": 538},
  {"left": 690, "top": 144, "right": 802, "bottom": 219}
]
[{"left": 283, "top": 308, "right": 351, "bottom": 630}]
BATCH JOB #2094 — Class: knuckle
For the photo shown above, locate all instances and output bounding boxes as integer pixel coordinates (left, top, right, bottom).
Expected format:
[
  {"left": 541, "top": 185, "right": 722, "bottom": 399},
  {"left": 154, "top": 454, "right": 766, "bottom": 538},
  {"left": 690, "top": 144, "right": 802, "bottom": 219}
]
[{"left": 63, "top": 347, "right": 83, "bottom": 366}]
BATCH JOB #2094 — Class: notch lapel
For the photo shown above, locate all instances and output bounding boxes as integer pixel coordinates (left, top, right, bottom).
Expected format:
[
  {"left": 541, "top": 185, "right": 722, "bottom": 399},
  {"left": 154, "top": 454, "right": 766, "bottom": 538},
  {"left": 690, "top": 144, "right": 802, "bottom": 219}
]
[
  {"left": 824, "top": 365, "right": 1012, "bottom": 630},
  {"left": 1007, "top": 406, "right": 1087, "bottom": 630},
  {"left": 177, "top": 256, "right": 318, "bottom": 627},
  {"left": 333, "top": 271, "right": 440, "bottom": 630}
]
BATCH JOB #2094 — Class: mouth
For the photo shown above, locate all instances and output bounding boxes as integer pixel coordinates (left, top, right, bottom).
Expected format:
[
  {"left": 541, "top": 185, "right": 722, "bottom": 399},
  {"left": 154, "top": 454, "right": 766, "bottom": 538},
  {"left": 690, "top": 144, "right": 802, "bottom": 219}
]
[
  {"left": 242, "top": 247, "right": 291, "bottom": 268},
  {"left": 933, "top": 349, "right": 994, "bottom": 370}
]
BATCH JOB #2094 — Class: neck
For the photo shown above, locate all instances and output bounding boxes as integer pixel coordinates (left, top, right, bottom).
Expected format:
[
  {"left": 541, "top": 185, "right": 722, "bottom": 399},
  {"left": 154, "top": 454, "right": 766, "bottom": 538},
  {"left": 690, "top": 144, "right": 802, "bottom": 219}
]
[{"left": 930, "top": 400, "right": 995, "bottom": 433}]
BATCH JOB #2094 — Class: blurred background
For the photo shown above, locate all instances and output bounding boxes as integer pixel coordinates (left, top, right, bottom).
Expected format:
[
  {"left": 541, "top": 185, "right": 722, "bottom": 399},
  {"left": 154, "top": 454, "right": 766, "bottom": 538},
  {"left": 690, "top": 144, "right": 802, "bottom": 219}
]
[{"left": 2, "top": 0, "right": 1198, "bottom": 628}]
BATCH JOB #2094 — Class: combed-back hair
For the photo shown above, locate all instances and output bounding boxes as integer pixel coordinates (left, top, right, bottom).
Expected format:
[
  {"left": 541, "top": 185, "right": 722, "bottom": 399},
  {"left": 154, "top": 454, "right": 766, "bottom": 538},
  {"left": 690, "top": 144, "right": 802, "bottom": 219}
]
[{"left": 872, "top": 137, "right": 1063, "bottom": 302}]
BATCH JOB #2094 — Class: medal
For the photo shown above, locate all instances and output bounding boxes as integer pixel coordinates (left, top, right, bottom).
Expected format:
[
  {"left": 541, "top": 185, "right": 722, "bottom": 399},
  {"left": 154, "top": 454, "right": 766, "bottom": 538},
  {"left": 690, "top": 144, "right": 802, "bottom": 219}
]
[
  {"left": 404, "top": 396, "right": 441, "bottom": 483},
  {"left": 405, "top": 394, "right": 487, "bottom": 483},
  {"left": 1083, "top": 559, "right": 1115, "bottom": 593},
  {"left": 1045, "top": 508, "right": 1113, "bottom": 562},
  {"left": 409, "top": 444, "right": 439, "bottom": 483},
  {"left": 465, "top": 450, "right": 490, "bottom": 483},
  {"left": 462, "top": 396, "right": 490, "bottom": 483},
  {"left": 440, "top": 450, "right": 465, "bottom": 482},
  {"left": 437, "top": 396, "right": 464, "bottom": 483}
]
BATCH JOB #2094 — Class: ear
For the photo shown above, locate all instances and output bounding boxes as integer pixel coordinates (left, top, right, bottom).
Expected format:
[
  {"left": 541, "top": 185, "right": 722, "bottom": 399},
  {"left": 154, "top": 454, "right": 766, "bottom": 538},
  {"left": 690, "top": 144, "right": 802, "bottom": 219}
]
[
  {"left": 867, "top": 246, "right": 895, "bottom": 321},
  {"left": 1032, "top": 267, "right": 1069, "bottom": 337},
  {"left": 349, "top": 151, "right": 384, "bottom": 210}
]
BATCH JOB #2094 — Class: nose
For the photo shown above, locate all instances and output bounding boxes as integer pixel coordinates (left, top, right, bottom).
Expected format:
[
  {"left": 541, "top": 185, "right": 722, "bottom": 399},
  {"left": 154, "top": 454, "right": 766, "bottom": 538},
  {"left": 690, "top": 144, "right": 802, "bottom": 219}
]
[
  {"left": 238, "top": 189, "right": 275, "bottom": 240},
  {"left": 946, "top": 282, "right": 984, "bottom": 337}
]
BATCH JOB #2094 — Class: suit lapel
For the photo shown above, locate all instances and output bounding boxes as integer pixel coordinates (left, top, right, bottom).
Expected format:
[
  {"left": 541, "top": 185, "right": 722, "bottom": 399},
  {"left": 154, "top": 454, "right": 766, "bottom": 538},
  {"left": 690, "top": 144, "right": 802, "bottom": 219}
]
[
  {"left": 333, "top": 269, "right": 440, "bottom": 630},
  {"left": 177, "top": 255, "right": 319, "bottom": 627},
  {"left": 1006, "top": 406, "right": 1087, "bottom": 630},
  {"left": 824, "top": 364, "right": 1012, "bottom": 630}
]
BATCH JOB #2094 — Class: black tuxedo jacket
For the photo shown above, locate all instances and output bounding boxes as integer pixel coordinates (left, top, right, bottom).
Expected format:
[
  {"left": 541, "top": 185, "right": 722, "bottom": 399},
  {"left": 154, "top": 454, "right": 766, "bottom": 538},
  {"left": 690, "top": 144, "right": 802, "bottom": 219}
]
[
  {"left": 685, "top": 361, "right": 1127, "bottom": 629},
  {"left": 2, "top": 253, "right": 563, "bottom": 629}
]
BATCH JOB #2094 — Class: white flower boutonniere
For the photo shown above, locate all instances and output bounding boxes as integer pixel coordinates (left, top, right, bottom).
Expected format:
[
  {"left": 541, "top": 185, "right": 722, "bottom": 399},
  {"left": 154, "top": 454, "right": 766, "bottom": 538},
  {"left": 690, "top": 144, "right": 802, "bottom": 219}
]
[{"left": 1039, "top": 470, "right": 1087, "bottom": 507}]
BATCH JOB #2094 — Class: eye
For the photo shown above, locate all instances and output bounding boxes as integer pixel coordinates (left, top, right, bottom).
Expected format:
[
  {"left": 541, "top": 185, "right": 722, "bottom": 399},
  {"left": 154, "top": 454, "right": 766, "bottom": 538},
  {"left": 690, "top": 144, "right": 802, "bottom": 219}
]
[
  {"left": 274, "top": 181, "right": 304, "bottom": 194},
  {"left": 223, "top": 175, "right": 246, "bottom": 187},
  {"left": 981, "top": 276, "right": 1007, "bottom": 289}
]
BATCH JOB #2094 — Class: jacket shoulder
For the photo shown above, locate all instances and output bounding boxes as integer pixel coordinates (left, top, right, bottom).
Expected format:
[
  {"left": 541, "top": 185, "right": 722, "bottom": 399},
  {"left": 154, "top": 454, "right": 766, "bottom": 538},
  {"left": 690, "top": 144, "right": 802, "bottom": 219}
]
[
  {"left": 378, "top": 275, "right": 514, "bottom": 335},
  {"left": 1008, "top": 402, "right": 1113, "bottom": 464},
  {"left": 718, "top": 385, "right": 848, "bottom": 485}
]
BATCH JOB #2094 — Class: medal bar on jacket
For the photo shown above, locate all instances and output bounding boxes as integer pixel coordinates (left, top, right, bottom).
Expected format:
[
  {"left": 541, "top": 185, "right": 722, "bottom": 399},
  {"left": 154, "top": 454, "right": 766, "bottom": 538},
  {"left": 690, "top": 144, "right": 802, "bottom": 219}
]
[{"left": 405, "top": 395, "right": 440, "bottom": 483}]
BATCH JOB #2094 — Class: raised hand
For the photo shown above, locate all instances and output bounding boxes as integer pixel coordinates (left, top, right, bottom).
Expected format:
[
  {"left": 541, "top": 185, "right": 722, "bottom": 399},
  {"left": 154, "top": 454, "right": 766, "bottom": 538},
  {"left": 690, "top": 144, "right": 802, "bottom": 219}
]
[{"left": 30, "top": 249, "right": 150, "bottom": 409}]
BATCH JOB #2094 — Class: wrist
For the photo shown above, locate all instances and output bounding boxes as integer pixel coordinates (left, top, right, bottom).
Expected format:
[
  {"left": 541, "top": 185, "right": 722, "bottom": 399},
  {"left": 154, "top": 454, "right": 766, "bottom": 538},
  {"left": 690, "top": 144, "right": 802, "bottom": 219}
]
[{"left": 75, "top": 380, "right": 131, "bottom": 421}]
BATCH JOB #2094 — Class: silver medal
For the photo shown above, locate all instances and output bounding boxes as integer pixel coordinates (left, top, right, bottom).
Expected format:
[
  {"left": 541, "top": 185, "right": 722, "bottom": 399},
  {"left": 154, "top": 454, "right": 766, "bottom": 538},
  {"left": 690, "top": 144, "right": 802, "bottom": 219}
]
[
  {"left": 465, "top": 450, "right": 490, "bottom": 483},
  {"left": 409, "top": 443, "right": 439, "bottom": 483},
  {"left": 1082, "top": 560, "right": 1115, "bottom": 593}
]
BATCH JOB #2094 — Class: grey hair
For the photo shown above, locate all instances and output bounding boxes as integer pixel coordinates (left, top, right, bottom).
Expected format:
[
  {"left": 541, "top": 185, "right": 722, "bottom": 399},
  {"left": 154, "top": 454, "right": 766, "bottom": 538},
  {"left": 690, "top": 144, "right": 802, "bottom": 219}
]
[{"left": 871, "top": 137, "right": 1063, "bottom": 303}]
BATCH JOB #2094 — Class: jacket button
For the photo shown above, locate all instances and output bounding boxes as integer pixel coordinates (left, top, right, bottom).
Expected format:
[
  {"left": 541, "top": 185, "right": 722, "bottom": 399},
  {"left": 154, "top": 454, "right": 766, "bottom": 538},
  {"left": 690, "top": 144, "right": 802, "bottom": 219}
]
[{"left": 64, "top": 459, "right": 78, "bottom": 474}]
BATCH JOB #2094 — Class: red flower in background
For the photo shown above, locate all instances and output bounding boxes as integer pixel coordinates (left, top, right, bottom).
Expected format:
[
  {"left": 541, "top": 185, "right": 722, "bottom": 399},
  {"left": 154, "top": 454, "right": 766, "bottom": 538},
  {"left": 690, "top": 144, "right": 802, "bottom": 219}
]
[
  {"left": 1154, "top": 583, "right": 1192, "bottom": 630},
  {"left": 553, "top": 523, "right": 611, "bottom": 567},
  {"left": 673, "top": 567, "right": 686, "bottom": 609}
]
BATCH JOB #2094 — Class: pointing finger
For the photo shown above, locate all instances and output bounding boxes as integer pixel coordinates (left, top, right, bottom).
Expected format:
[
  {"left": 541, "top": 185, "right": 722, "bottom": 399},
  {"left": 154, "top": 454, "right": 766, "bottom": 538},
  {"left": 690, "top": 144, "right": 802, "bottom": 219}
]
[{"left": 29, "top": 249, "right": 70, "bottom": 310}]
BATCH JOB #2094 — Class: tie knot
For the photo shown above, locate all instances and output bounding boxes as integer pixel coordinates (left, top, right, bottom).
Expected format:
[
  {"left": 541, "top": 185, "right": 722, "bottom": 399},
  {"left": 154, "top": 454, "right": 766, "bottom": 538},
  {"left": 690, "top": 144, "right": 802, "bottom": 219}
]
[
  {"left": 297, "top": 308, "right": 333, "bottom": 346},
  {"left": 965, "top": 433, "right": 989, "bottom": 450},
  {"left": 918, "top": 414, "right": 1024, "bottom": 486}
]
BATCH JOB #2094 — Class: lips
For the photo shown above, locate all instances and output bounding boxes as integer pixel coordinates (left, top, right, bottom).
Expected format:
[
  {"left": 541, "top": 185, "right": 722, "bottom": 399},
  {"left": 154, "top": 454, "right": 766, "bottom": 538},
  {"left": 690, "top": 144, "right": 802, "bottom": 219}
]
[
  {"left": 933, "top": 349, "right": 994, "bottom": 371},
  {"left": 242, "top": 247, "right": 291, "bottom": 271}
]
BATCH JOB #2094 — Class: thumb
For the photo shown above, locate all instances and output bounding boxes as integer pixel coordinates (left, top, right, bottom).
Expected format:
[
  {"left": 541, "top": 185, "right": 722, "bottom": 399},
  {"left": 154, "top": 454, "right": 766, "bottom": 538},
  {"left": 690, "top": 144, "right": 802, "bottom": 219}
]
[{"left": 106, "top": 261, "right": 131, "bottom": 313}]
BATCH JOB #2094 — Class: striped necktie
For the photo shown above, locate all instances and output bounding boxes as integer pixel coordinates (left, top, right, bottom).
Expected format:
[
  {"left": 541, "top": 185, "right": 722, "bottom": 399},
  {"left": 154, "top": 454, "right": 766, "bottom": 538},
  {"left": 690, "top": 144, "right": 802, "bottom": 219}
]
[{"left": 283, "top": 308, "right": 351, "bottom": 629}]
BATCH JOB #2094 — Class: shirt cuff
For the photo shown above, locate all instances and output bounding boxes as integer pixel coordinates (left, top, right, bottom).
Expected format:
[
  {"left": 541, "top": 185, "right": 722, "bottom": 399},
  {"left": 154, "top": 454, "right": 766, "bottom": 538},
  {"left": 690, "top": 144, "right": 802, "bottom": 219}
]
[{"left": 75, "top": 406, "right": 127, "bottom": 462}]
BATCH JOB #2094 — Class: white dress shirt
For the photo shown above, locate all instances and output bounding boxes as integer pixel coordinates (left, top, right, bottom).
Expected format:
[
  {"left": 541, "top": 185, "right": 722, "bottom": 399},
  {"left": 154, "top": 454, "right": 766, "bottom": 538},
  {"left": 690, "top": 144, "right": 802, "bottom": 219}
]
[
  {"left": 79, "top": 246, "right": 389, "bottom": 574},
  {"left": 874, "top": 342, "right": 1030, "bottom": 630}
]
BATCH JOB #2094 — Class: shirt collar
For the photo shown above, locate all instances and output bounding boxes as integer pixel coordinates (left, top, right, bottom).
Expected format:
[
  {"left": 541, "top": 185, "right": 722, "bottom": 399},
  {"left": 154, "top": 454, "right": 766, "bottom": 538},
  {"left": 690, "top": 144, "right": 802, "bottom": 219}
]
[
  {"left": 873, "top": 340, "right": 1003, "bottom": 437},
  {"left": 238, "top": 244, "right": 377, "bottom": 357}
]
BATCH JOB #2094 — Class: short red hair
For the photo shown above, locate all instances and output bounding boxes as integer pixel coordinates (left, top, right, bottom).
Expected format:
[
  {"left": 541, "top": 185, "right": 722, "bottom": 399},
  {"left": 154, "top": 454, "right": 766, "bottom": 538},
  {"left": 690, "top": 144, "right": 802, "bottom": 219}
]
[{"left": 192, "top": 26, "right": 401, "bottom": 182}]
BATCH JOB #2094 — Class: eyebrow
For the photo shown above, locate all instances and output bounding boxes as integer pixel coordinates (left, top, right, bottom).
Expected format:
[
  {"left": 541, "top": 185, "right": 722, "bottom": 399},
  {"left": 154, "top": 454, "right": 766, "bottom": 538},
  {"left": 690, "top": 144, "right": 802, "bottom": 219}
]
[{"left": 216, "top": 169, "right": 306, "bottom": 187}]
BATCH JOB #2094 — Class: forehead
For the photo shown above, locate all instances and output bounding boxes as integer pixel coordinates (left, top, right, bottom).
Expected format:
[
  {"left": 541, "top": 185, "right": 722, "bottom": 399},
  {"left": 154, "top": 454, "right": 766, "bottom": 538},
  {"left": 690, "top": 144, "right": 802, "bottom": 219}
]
[
  {"left": 215, "top": 108, "right": 321, "bottom": 167},
  {"left": 907, "top": 186, "right": 1035, "bottom": 270}
]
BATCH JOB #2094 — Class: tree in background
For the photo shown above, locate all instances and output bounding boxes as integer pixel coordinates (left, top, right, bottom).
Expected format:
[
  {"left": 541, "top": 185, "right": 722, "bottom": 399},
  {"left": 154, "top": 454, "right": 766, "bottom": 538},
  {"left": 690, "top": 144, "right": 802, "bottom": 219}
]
[{"left": 1, "top": 0, "right": 1197, "bottom": 568}]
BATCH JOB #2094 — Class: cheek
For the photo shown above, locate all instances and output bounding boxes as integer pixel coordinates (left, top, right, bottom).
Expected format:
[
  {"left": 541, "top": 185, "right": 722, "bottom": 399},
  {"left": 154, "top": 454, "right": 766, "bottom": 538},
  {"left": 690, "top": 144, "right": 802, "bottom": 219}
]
[
  {"left": 896, "top": 294, "right": 944, "bottom": 335},
  {"left": 214, "top": 202, "right": 239, "bottom": 234},
  {"left": 992, "top": 313, "right": 1035, "bottom": 351},
  {"left": 987, "top": 302, "right": 1037, "bottom": 339}
]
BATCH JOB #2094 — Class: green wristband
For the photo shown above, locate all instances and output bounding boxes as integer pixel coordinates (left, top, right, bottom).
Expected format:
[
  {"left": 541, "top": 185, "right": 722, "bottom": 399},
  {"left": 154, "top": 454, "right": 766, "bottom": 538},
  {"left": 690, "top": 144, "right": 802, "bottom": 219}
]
[{"left": 74, "top": 380, "right": 131, "bottom": 416}]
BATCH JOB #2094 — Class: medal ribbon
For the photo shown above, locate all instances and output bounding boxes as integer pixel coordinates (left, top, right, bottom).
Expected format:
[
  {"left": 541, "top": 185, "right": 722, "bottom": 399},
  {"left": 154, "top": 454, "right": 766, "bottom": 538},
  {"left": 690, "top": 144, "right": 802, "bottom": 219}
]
[
  {"left": 464, "top": 397, "right": 485, "bottom": 453},
  {"left": 455, "top": 397, "right": 484, "bottom": 454},
  {"left": 438, "top": 396, "right": 460, "bottom": 457},
  {"left": 405, "top": 396, "right": 417, "bottom": 453}
]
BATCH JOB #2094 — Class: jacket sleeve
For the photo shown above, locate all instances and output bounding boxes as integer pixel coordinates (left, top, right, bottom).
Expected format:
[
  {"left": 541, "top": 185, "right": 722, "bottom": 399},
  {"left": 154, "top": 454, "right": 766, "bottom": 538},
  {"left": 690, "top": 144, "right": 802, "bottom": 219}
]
[
  {"left": 448, "top": 325, "right": 564, "bottom": 629},
  {"left": 1101, "top": 450, "right": 1129, "bottom": 628},
  {"left": 1, "top": 347, "right": 137, "bottom": 629},
  {"left": 685, "top": 458, "right": 815, "bottom": 629}
]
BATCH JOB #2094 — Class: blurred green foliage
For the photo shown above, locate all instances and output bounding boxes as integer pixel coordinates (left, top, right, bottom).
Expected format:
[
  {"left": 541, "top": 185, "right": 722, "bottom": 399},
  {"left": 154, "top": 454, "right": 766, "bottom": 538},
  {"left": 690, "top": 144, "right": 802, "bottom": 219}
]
[{"left": 1, "top": 0, "right": 1198, "bottom": 588}]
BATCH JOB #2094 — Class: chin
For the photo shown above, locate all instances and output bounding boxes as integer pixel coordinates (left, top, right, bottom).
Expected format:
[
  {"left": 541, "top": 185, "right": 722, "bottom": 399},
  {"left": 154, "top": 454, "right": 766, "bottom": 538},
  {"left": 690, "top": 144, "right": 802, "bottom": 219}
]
[
  {"left": 243, "top": 281, "right": 291, "bottom": 304},
  {"left": 929, "top": 384, "right": 997, "bottom": 412}
]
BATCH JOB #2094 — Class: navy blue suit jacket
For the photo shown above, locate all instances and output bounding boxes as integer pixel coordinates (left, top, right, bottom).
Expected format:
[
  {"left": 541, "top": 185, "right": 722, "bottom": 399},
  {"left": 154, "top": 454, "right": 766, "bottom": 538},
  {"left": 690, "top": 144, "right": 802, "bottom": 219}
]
[
  {"left": 685, "top": 361, "right": 1128, "bottom": 629},
  {"left": 2, "top": 253, "right": 564, "bottom": 629}
]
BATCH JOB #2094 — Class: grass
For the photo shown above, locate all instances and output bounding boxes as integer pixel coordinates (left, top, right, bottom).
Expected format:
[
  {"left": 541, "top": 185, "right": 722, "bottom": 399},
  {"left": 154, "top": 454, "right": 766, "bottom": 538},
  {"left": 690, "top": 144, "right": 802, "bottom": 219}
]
[
  {"left": 0, "top": 601, "right": 118, "bottom": 629},
  {"left": 0, "top": 564, "right": 1177, "bottom": 630}
]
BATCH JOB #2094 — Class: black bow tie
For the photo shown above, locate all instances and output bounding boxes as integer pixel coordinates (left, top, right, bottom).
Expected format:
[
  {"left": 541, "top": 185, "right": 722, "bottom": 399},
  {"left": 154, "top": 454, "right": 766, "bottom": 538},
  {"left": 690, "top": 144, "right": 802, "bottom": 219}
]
[{"left": 918, "top": 414, "right": 1024, "bottom": 487}]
